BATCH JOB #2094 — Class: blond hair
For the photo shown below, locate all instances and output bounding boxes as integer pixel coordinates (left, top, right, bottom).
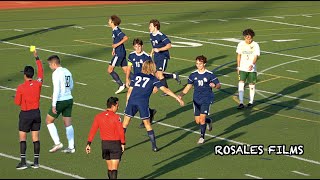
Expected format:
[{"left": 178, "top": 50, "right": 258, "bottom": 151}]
[{"left": 141, "top": 60, "right": 156, "bottom": 75}]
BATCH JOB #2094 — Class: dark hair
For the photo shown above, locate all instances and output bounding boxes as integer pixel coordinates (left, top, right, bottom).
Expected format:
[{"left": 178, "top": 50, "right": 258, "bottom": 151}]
[
  {"left": 107, "top": 97, "right": 119, "bottom": 108},
  {"left": 133, "top": 38, "right": 143, "bottom": 46},
  {"left": 196, "top": 55, "right": 207, "bottom": 64},
  {"left": 47, "top": 55, "right": 61, "bottom": 64},
  {"left": 24, "top": 66, "right": 34, "bottom": 78},
  {"left": 242, "top": 28, "right": 255, "bottom": 37},
  {"left": 110, "top": 15, "right": 121, "bottom": 26},
  {"left": 149, "top": 19, "right": 160, "bottom": 30}
]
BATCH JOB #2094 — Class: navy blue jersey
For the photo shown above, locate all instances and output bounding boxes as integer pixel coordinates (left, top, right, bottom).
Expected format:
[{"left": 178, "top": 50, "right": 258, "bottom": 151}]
[
  {"left": 112, "top": 26, "right": 126, "bottom": 57},
  {"left": 128, "top": 73, "right": 163, "bottom": 104},
  {"left": 128, "top": 51, "right": 152, "bottom": 74},
  {"left": 150, "top": 31, "right": 171, "bottom": 61},
  {"left": 187, "top": 70, "right": 220, "bottom": 103}
]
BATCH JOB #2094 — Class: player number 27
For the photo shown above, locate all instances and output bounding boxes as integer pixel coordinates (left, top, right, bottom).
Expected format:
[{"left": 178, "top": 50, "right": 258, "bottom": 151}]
[{"left": 134, "top": 76, "right": 150, "bottom": 88}]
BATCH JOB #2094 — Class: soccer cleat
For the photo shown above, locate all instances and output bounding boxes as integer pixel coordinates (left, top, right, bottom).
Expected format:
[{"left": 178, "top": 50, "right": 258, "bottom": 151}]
[
  {"left": 247, "top": 103, "right": 253, "bottom": 108},
  {"left": 237, "top": 103, "right": 245, "bottom": 109},
  {"left": 30, "top": 164, "right": 39, "bottom": 169},
  {"left": 197, "top": 137, "right": 205, "bottom": 144},
  {"left": 152, "top": 146, "right": 158, "bottom": 152},
  {"left": 149, "top": 109, "right": 157, "bottom": 124},
  {"left": 174, "top": 72, "right": 181, "bottom": 85},
  {"left": 49, "top": 143, "right": 63, "bottom": 153},
  {"left": 115, "top": 84, "right": 125, "bottom": 94},
  {"left": 139, "top": 122, "right": 145, "bottom": 129},
  {"left": 206, "top": 118, "right": 213, "bottom": 131},
  {"left": 61, "top": 148, "right": 76, "bottom": 153},
  {"left": 161, "top": 93, "right": 168, "bottom": 97},
  {"left": 16, "top": 162, "right": 28, "bottom": 170}
]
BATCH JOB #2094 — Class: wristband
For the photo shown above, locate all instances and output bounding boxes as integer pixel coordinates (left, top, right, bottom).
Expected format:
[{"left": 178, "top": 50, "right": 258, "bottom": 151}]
[
  {"left": 87, "top": 141, "right": 91, "bottom": 146},
  {"left": 179, "top": 92, "right": 186, "bottom": 97},
  {"left": 236, "top": 67, "right": 239, "bottom": 70},
  {"left": 35, "top": 56, "right": 40, "bottom": 60}
]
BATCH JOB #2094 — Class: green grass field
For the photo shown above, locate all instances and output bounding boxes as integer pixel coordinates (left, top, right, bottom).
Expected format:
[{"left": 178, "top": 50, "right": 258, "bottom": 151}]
[{"left": 0, "top": 1, "right": 319, "bottom": 179}]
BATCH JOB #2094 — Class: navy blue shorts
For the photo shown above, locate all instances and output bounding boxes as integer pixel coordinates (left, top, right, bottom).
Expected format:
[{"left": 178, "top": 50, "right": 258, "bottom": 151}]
[
  {"left": 110, "top": 55, "right": 127, "bottom": 67},
  {"left": 154, "top": 58, "right": 168, "bottom": 71},
  {"left": 124, "top": 103, "right": 150, "bottom": 120},
  {"left": 193, "top": 100, "right": 212, "bottom": 116}
]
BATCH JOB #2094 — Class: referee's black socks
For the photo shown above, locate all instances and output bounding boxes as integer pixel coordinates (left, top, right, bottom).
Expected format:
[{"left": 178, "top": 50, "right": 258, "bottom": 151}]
[
  {"left": 20, "top": 141, "right": 26, "bottom": 164},
  {"left": 33, "top": 141, "right": 40, "bottom": 164}
]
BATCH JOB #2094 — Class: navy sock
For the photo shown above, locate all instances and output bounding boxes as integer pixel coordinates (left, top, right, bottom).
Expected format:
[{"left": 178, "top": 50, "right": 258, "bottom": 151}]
[
  {"left": 205, "top": 118, "right": 211, "bottom": 123},
  {"left": 164, "top": 73, "right": 174, "bottom": 79},
  {"left": 200, "top": 124, "right": 206, "bottom": 139},
  {"left": 147, "top": 130, "right": 156, "bottom": 147},
  {"left": 110, "top": 71, "right": 123, "bottom": 86},
  {"left": 33, "top": 141, "right": 40, "bottom": 164},
  {"left": 20, "top": 141, "right": 26, "bottom": 164},
  {"left": 129, "top": 72, "right": 134, "bottom": 80},
  {"left": 160, "top": 78, "right": 168, "bottom": 88}
]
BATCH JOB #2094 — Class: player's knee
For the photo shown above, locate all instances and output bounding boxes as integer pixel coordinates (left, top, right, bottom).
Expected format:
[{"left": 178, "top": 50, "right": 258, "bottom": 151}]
[
  {"left": 107, "top": 66, "right": 114, "bottom": 74},
  {"left": 238, "top": 81, "right": 244, "bottom": 91}
]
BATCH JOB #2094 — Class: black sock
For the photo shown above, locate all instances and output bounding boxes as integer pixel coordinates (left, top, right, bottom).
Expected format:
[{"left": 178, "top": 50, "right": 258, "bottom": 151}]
[
  {"left": 108, "top": 170, "right": 112, "bottom": 179},
  {"left": 160, "top": 78, "right": 168, "bottom": 88},
  {"left": 110, "top": 170, "right": 118, "bottom": 179},
  {"left": 200, "top": 124, "right": 206, "bottom": 139},
  {"left": 20, "top": 141, "right": 26, "bottom": 164},
  {"left": 163, "top": 73, "right": 174, "bottom": 79},
  {"left": 110, "top": 71, "right": 123, "bottom": 86},
  {"left": 33, "top": 141, "right": 40, "bottom": 164},
  {"left": 147, "top": 130, "right": 156, "bottom": 147}
]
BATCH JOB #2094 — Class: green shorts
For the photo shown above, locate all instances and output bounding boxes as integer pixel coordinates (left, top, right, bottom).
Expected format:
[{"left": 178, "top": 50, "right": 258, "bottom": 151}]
[
  {"left": 238, "top": 71, "right": 257, "bottom": 84},
  {"left": 48, "top": 99, "right": 73, "bottom": 118}
]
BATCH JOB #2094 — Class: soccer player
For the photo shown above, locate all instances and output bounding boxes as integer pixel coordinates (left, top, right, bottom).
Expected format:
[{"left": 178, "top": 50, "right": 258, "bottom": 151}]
[
  {"left": 149, "top": 19, "right": 181, "bottom": 96},
  {"left": 126, "top": 38, "right": 157, "bottom": 129},
  {"left": 45, "top": 55, "right": 75, "bottom": 153},
  {"left": 178, "top": 55, "right": 221, "bottom": 144},
  {"left": 14, "top": 49, "right": 43, "bottom": 169},
  {"left": 86, "top": 97, "right": 125, "bottom": 179},
  {"left": 108, "top": 15, "right": 129, "bottom": 94},
  {"left": 236, "top": 28, "right": 260, "bottom": 109},
  {"left": 123, "top": 60, "right": 184, "bottom": 152}
]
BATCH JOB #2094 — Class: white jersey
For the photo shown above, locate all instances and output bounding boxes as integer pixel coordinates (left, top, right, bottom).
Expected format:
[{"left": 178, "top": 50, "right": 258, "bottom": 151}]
[
  {"left": 236, "top": 40, "right": 260, "bottom": 72},
  {"left": 51, "top": 67, "right": 73, "bottom": 106}
]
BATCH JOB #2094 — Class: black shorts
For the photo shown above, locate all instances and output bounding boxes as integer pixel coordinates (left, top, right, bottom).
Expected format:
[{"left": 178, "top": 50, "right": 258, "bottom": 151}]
[
  {"left": 19, "top": 109, "right": 41, "bottom": 132},
  {"left": 101, "top": 140, "right": 122, "bottom": 160}
]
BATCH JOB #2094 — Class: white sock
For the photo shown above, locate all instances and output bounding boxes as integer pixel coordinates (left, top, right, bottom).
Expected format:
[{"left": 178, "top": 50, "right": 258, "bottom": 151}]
[
  {"left": 249, "top": 84, "right": 255, "bottom": 104},
  {"left": 47, "top": 123, "right": 60, "bottom": 145},
  {"left": 66, "top": 125, "right": 74, "bottom": 149},
  {"left": 238, "top": 82, "right": 245, "bottom": 104}
]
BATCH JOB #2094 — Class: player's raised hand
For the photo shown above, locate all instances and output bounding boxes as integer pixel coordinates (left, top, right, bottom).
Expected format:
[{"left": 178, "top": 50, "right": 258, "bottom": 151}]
[
  {"left": 33, "top": 49, "right": 38, "bottom": 57},
  {"left": 86, "top": 145, "right": 91, "bottom": 154}
]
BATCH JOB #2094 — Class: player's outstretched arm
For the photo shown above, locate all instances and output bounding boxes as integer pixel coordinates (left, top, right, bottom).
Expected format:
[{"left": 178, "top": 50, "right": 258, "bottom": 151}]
[{"left": 160, "top": 86, "right": 184, "bottom": 106}]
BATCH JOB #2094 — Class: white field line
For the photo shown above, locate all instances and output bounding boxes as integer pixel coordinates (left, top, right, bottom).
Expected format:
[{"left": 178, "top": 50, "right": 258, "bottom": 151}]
[
  {"left": 291, "top": 170, "right": 310, "bottom": 176},
  {"left": 0, "top": 41, "right": 109, "bottom": 63},
  {"left": 286, "top": 70, "right": 298, "bottom": 73},
  {"left": 75, "top": 82, "right": 87, "bottom": 86},
  {"left": 1, "top": 40, "right": 318, "bottom": 105},
  {"left": 0, "top": 152, "right": 85, "bottom": 179},
  {"left": 42, "top": 85, "right": 50, "bottom": 88},
  {"left": 244, "top": 174, "right": 263, "bottom": 179},
  {"left": 260, "top": 54, "right": 320, "bottom": 74},
  {"left": 247, "top": 18, "right": 320, "bottom": 30},
  {"left": 1, "top": 84, "right": 320, "bottom": 166},
  {"left": 120, "top": 27, "right": 320, "bottom": 62},
  {"left": 1, "top": 12, "right": 320, "bottom": 32}
]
